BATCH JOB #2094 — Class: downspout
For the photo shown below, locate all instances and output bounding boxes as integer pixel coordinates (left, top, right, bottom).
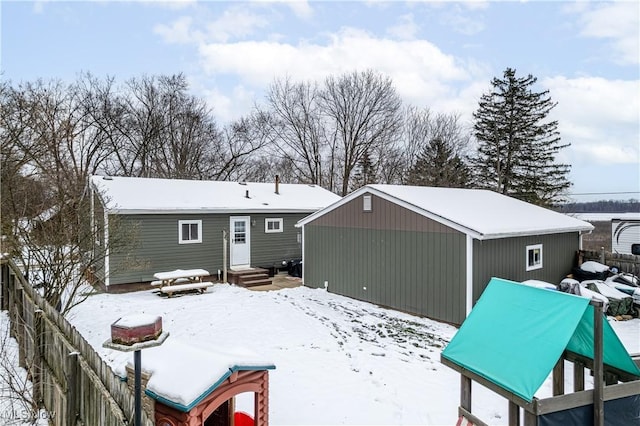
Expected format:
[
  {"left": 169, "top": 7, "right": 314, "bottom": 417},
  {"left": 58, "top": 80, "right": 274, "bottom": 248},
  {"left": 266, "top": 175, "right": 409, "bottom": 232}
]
[
  {"left": 579, "top": 229, "right": 592, "bottom": 251},
  {"left": 465, "top": 234, "right": 473, "bottom": 317},
  {"left": 90, "top": 181, "right": 95, "bottom": 251},
  {"left": 300, "top": 224, "right": 305, "bottom": 286},
  {"left": 104, "top": 210, "right": 110, "bottom": 288}
]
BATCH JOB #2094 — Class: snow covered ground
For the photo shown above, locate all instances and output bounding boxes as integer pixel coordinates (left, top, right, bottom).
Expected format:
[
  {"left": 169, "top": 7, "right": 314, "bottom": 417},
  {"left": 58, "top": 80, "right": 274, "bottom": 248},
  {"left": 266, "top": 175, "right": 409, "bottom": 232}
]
[
  {"left": 0, "top": 312, "right": 49, "bottom": 426},
  {"left": 66, "top": 284, "right": 639, "bottom": 425}
]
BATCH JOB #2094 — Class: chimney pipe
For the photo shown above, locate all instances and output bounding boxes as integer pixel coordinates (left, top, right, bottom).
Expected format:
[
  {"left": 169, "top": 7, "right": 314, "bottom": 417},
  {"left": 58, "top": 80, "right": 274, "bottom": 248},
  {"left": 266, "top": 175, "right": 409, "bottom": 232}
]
[
  {"left": 245, "top": 190, "right": 249, "bottom": 199},
  {"left": 275, "top": 175, "right": 280, "bottom": 195}
]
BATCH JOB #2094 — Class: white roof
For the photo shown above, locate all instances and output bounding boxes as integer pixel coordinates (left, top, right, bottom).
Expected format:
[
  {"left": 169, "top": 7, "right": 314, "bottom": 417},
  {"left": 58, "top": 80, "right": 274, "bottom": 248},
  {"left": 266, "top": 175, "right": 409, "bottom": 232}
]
[
  {"left": 298, "top": 184, "right": 594, "bottom": 240},
  {"left": 91, "top": 176, "right": 341, "bottom": 214}
]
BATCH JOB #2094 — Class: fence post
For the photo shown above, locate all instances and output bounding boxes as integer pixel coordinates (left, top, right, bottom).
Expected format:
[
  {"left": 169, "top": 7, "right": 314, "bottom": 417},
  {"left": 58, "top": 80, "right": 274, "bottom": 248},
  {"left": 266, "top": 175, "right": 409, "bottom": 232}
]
[
  {"left": 1, "top": 263, "right": 9, "bottom": 311},
  {"left": 8, "top": 270, "right": 15, "bottom": 338},
  {"left": 600, "top": 247, "right": 605, "bottom": 264},
  {"left": 15, "top": 286, "right": 26, "bottom": 369},
  {"left": 66, "top": 352, "right": 79, "bottom": 426},
  {"left": 33, "top": 309, "right": 44, "bottom": 406}
]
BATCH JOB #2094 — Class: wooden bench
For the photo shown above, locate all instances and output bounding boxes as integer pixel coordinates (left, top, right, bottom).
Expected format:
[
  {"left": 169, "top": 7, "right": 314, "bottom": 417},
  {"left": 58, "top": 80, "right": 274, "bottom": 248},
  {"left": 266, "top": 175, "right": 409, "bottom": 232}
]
[
  {"left": 160, "top": 281, "right": 214, "bottom": 297},
  {"left": 151, "top": 277, "right": 192, "bottom": 287}
]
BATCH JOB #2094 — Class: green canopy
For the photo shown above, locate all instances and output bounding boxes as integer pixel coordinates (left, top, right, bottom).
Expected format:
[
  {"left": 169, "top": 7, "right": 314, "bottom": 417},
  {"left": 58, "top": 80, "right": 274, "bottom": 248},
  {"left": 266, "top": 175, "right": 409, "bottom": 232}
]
[{"left": 441, "top": 277, "right": 640, "bottom": 402}]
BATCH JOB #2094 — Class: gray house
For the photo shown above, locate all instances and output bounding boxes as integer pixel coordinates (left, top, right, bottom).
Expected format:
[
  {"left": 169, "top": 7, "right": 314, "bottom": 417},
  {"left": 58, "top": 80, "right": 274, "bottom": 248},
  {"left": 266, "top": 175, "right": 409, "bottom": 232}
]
[
  {"left": 297, "top": 185, "right": 594, "bottom": 325},
  {"left": 90, "top": 176, "right": 340, "bottom": 290}
]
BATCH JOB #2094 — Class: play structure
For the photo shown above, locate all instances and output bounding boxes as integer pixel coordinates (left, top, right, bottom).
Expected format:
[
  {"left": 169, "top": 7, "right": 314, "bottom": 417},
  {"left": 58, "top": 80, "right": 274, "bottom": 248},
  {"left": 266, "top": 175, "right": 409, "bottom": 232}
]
[
  {"left": 117, "top": 339, "right": 275, "bottom": 426},
  {"left": 441, "top": 277, "right": 640, "bottom": 426}
]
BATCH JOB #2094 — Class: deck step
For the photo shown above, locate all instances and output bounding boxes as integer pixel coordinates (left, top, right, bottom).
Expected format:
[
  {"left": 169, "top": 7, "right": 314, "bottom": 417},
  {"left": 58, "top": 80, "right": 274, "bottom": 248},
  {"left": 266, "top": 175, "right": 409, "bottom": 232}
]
[
  {"left": 227, "top": 268, "right": 272, "bottom": 286},
  {"left": 240, "top": 278, "right": 273, "bottom": 287}
]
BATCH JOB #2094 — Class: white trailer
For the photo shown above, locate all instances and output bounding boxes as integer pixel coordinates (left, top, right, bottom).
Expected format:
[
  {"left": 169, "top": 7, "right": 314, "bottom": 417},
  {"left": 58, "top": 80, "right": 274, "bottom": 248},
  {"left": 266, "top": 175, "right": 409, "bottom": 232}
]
[{"left": 611, "top": 218, "right": 640, "bottom": 255}]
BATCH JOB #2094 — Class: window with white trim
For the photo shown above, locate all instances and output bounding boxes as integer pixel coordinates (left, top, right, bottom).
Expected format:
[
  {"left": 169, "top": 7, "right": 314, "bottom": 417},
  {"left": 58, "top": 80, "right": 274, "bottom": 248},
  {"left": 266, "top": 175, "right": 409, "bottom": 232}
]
[
  {"left": 178, "top": 220, "right": 202, "bottom": 244},
  {"left": 363, "top": 194, "right": 372, "bottom": 212},
  {"left": 526, "top": 244, "right": 543, "bottom": 271},
  {"left": 265, "top": 218, "right": 283, "bottom": 233}
]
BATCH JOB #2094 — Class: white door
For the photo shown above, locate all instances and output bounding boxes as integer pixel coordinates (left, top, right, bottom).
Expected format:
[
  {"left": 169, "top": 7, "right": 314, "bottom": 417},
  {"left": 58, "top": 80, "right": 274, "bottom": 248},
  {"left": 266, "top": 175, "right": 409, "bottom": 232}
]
[{"left": 230, "top": 216, "right": 250, "bottom": 267}]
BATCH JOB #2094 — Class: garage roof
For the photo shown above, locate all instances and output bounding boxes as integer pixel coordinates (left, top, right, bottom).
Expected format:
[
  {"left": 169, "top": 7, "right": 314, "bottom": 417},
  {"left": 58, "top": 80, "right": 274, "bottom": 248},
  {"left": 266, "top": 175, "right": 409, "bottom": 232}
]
[{"left": 297, "top": 184, "right": 593, "bottom": 240}]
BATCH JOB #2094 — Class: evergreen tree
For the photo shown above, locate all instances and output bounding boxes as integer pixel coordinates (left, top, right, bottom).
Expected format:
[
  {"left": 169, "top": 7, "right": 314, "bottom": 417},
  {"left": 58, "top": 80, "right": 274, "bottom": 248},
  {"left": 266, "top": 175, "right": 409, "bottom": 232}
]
[
  {"left": 407, "top": 137, "right": 470, "bottom": 187},
  {"left": 470, "top": 68, "right": 571, "bottom": 206},
  {"left": 350, "top": 149, "right": 377, "bottom": 191}
]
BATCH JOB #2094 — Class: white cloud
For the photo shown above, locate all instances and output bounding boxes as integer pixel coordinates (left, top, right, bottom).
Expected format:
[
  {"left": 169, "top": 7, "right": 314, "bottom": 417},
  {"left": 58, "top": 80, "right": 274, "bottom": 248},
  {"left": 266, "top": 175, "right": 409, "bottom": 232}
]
[
  {"left": 386, "top": 14, "right": 419, "bottom": 40},
  {"left": 575, "top": 2, "right": 639, "bottom": 65},
  {"left": 154, "top": 16, "right": 200, "bottom": 44},
  {"left": 206, "top": 7, "right": 270, "bottom": 43},
  {"left": 32, "top": 0, "right": 50, "bottom": 14},
  {"left": 198, "top": 27, "right": 473, "bottom": 103},
  {"left": 154, "top": 6, "right": 270, "bottom": 45},
  {"left": 286, "top": 0, "right": 313, "bottom": 19},
  {"left": 250, "top": 0, "right": 313, "bottom": 19},
  {"left": 544, "top": 76, "right": 640, "bottom": 165},
  {"left": 142, "top": 0, "right": 197, "bottom": 10},
  {"left": 200, "top": 85, "right": 258, "bottom": 124},
  {"left": 440, "top": 4, "right": 486, "bottom": 36}
]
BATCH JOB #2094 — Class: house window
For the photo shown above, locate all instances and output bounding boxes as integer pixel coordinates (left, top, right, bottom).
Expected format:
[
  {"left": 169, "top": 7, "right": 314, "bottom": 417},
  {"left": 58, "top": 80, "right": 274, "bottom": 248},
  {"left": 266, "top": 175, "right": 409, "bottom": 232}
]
[
  {"left": 363, "top": 194, "right": 372, "bottom": 212},
  {"left": 526, "top": 244, "right": 543, "bottom": 271},
  {"left": 178, "top": 220, "right": 202, "bottom": 244},
  {"left": 265, "top": 218, "right": 283, "bottom": 233}
]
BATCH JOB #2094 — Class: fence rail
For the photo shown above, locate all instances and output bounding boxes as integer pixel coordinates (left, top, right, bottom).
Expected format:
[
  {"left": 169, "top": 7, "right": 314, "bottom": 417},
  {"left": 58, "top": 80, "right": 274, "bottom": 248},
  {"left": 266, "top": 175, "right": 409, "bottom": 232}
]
[{"left": 0, "top": 258, "right": 153, "bottom": 426}]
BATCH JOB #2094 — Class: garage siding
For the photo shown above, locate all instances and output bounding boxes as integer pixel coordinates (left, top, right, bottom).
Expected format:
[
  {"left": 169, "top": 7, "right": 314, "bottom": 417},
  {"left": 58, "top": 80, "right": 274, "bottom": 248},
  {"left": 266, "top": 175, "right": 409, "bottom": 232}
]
[
  {"left": 303, "top": 193, "right": 467, "bottom": 325},
  {"left": 472, "top": 232, "right": 580, "bottom": 302}
]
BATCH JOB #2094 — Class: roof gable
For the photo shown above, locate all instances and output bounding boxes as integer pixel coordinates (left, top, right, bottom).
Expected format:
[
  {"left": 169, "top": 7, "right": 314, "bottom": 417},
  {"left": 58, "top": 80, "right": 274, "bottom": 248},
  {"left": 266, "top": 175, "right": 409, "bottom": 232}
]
[
  {"left": 91, "top": 176, "right": 341, "bottom": 214},
  {"left": 441, "top": 278, "right": 640, "bottom": 402},
  {"left": 297, "top": 185, "right": 593, "bottom": 239}
]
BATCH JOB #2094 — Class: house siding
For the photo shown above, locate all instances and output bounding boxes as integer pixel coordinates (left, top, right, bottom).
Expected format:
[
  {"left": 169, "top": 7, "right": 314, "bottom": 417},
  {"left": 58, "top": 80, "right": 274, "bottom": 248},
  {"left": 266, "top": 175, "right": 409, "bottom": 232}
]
[
  {"left": 107, "top": 213, "right": 307, "bottom": 286},
  {"left": 472, "top": 232, "right": 580, "bottom": 302},
  {"left": 245, "top": 213, "right": 304, "bottom": 267},
  {"left": 303, "top": 194, "right": 467, "bottom": 325}
]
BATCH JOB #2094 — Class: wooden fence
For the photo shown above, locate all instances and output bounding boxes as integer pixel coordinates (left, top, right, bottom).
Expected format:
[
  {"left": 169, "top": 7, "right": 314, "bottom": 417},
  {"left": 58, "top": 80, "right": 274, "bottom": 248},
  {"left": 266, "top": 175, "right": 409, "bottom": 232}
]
[
  {"left": 0, "top": 258, "right": 154, "bottom": 426},
  {"left": 578, "top": 249, "right": 640, "bottom": 276}
]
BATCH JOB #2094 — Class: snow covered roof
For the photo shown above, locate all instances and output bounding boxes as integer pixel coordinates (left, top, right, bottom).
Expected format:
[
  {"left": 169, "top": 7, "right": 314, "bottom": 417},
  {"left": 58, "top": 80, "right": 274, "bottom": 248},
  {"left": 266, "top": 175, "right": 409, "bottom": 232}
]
[
  {"left": 90, "top": 175, "right": 341, "bottom": 214},
  {"left": 115, "top": 339, "right": 275, "bottom": 412},
  {"left": 297, "top": 184, "right": 594, "bottom": 240}
]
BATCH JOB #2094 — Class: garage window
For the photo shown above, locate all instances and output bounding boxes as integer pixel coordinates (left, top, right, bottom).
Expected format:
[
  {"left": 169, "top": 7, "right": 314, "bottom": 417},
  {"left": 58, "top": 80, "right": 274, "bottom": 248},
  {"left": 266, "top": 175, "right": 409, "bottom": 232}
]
[
  {"left": 526, "top": 244, "right": 543, "bottom": 271},
  {"left": 363, "top": 194, "right": 372, "bottom": 212},
  {"left": 179, "top": 220, "right": 202, "bottom": 244}
]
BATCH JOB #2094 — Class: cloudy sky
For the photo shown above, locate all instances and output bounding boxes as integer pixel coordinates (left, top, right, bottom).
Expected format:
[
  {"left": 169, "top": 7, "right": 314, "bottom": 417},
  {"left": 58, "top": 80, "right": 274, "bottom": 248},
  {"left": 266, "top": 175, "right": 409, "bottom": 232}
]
[{"left": 2, "top": 0, "right": 639, "bottom": 202}]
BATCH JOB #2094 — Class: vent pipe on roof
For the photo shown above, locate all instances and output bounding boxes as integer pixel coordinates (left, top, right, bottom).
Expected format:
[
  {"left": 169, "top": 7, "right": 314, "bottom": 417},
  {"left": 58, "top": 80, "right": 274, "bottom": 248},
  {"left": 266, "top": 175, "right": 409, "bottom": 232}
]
[
  {"left": 245, "top": 190, "right": 250, "bottom": 199},
  {"left": 275, "top": 175, "right": 280, "bottom": 195}
]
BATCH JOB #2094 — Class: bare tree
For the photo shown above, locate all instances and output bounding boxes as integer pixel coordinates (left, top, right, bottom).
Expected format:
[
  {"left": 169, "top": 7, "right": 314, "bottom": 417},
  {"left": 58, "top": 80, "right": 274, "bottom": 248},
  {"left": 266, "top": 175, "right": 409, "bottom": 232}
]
[
  {"left": 260, "top": 77, "right": 328, "bottom": 185},
  {"left": 214, "top": 112, "right": 271, "bottom": 181},
  {"left": 321, "top": 70, "right": 403, "bottom": 195},
  {"left": 0, "top": 78, "right": 130, "bottom": 314},
  {"left": 401, "top": 107, "right": 471, "bottom": 187}
]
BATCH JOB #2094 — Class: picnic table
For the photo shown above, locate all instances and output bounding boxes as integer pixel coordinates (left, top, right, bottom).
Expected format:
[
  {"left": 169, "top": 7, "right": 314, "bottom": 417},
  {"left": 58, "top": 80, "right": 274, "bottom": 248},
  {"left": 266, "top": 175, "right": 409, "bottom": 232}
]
[{"left": 151, "top": 268, "right": 213, "bottom": 297}]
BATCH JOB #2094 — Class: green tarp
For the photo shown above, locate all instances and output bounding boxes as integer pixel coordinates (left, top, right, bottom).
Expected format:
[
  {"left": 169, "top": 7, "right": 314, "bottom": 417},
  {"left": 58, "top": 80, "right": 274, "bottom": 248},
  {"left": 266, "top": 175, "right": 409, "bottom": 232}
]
[{"left": 441, "top": 277, "right": 640, "bottom": 403}]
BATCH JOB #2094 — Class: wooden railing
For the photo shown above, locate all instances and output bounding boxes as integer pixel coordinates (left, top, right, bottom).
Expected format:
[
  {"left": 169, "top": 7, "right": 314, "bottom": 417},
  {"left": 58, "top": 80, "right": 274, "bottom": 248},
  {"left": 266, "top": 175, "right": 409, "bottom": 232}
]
[{"left": 0, "top": 258, "right": 154, "bottom": 426}]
